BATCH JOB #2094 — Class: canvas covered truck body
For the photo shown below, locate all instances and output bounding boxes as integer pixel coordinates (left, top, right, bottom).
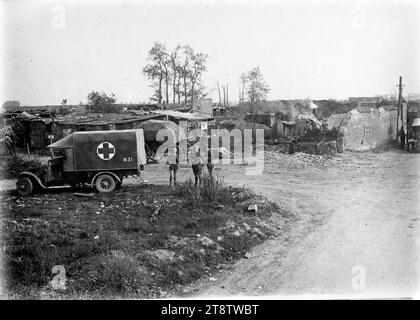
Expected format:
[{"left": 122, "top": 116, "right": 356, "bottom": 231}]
[{"left": 16, "top": 129, "right": 146, "bottom": 195}]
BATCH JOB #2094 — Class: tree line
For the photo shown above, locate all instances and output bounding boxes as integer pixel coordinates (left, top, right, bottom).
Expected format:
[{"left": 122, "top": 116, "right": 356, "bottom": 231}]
[
  {"left": 2, "top": 50, "right": 270, "bottom": 111},
  {"left": 142, "top": 43, "right": 270, "bottom": 107}
]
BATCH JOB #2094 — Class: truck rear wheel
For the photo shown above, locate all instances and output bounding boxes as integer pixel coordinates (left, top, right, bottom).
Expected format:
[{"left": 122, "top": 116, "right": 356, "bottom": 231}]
[
  {"left": 16, "top": 177, "right": 34, "bottom": 196},
  {"left": 95, "top": 174, "right": 116, "bottom": 193}
]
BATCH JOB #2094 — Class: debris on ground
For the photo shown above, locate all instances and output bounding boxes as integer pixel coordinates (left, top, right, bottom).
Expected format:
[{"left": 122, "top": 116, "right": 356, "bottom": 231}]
[
  {"left": 265, "top": 150, "right": 334, "bottom": 169},
  {"left": 247, "top": 204, "right": 258, "bottom": 213},
  {"left": 1, "top": 181, "right": 289, "bottom": 299},
  {"left": 149, "top": 205, "right": 161, "bottom": 223}
]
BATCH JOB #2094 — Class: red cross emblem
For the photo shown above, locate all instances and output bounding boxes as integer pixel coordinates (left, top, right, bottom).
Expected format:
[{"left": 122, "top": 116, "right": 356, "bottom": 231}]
[{"left": 97, "top": 142, "right": 115, "bottom": 160}]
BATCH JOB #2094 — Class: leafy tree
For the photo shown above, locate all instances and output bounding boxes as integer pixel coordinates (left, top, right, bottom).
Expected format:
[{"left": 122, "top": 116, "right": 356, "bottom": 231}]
[
  {"left": 240, "top": 67, "right": 270, "bottom": 118},
  {"left": 143, "top": 43, "right": 208, "bottom": 105},
  {"left": 243, "top": 67, "right": 270, "bottom": 103},
  {"left": 188, "top": 52, "right": 208, "bottom": 104},
  {"left": 168, "top": 45, "right": 181, "bottom": 103},
  {"left": 2, "top": 100, "right": 21, "bottom": 110},
  {"left": 87, "top": 91, "right": 117, "bottom": 113},
  {"left": 143, "top": 42, "right": 170, "bottom": 104}
]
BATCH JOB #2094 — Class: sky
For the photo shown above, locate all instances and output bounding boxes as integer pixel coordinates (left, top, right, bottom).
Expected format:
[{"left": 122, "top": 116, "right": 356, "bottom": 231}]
[{"left": 1, "top": 0, "right": 419, "bottom": 105}]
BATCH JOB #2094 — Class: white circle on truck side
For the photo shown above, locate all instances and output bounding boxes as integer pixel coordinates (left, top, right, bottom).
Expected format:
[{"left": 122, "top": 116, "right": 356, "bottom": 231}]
[{"left": 97, "top": 142, "right": 116, "bottom": 160}]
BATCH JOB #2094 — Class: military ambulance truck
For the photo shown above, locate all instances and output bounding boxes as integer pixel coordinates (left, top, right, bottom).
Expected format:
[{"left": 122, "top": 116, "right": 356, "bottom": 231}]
[{"left": 16, "top": 129, "right": 146, "bottom": 196}]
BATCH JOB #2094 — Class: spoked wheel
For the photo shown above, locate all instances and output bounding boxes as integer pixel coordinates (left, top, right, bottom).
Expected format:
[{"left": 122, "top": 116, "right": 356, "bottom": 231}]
[
  {"left": 95, "top": 174, "right": 116, "bottom": 193},
  {"left": 16, "top": 177, "right": 34, "bottom": 196}
]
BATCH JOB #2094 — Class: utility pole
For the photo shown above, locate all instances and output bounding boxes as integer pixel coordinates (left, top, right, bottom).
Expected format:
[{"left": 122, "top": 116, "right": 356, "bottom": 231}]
[{"left": 396, "top": 76, "right": 403, "bottom": 141}]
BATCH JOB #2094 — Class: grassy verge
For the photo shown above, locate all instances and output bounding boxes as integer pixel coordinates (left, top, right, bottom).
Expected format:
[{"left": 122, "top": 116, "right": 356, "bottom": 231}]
[{"left": 1, "top": 175, "right": 293, "bottom": 299}]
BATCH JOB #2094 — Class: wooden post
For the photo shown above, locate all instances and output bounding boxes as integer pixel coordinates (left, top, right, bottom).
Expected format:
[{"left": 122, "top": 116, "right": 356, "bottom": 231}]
[{"left": 396, "top": 76, "right": 403, "bottom": 140}]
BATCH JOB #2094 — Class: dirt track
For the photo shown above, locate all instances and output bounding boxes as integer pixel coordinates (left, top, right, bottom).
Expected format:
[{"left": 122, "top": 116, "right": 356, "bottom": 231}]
[{"left": 136, "top": 150, "right": 420, "bottom": 298}]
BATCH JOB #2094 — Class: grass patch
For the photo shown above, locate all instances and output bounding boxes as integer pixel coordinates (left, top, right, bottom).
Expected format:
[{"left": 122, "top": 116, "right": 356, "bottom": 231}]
[
  {"left": 176, "top": 174, "right": 256, "bottom": 211},
  {"left": 1, "top": 179, "right": 290, "bottom": 298}
]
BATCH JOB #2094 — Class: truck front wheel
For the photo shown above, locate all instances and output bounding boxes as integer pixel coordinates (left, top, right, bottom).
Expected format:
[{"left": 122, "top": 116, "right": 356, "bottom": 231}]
[
  {"left": 16, "top": 177, "right": 34, "bottom": 196},
  {"left": 95, "top": 174, "right": 117, "bottom": 193}
]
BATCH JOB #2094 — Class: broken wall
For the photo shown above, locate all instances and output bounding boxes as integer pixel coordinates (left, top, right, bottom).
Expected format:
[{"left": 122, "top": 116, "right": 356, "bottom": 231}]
[{"left": 331, "top": 108, "right": 398, "bottom": 151}]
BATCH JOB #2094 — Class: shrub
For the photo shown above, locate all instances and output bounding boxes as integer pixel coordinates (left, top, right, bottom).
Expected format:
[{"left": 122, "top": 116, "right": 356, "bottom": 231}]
[
  {"left": 176, "top": 174, "right": 226, "bottom": 209},
  {"left": 1, "top": 157, "right": 46, "bottom": 179}
]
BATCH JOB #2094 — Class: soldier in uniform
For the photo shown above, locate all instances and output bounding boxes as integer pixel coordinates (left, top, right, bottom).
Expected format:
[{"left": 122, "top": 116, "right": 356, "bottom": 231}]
[{"left": 168, "top": 145, "right": 179, "bottom": 187}]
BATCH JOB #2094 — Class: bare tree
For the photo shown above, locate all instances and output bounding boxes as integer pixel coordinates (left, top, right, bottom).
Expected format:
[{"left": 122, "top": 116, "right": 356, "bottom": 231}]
[
  {"left": 222, "top": 84, "right": 226, "bottom": 107},
  {"left": 239, "top": 73, "right": 247, "bottom": 103},
  {"left": 217, "top": 82, "right": 222, "bottom": 106},
  {"left": 226, "top": 83, "right": 229, "bottom": 107},
  {"left": 176, "top": 65, "right": 183, "bottom": 104}
]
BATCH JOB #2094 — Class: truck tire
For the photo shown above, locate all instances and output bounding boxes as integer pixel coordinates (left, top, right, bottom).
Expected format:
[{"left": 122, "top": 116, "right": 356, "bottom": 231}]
[
  {"left": 95, "top": 174, "right": 116, "bottom": 193},
  {"left": 16, "top": 177, "right": 34, "bottom": 196}
]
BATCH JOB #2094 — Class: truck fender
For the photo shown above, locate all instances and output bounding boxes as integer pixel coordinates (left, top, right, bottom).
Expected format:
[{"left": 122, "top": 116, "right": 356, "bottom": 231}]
[
  {"left": 91, "top": 172, "right": 121, "bottom": 186},
  {"left": 17, "top": 172, "right": 47, "bottom": 189}
]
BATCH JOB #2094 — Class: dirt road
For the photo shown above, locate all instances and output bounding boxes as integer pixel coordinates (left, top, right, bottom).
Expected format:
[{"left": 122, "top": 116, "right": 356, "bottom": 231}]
[
  {"left": 1, "top": 150, "right": 418, "bottom": 298},
  {"left": 137, "top": 151, "right": 420, "bottom": 298}
]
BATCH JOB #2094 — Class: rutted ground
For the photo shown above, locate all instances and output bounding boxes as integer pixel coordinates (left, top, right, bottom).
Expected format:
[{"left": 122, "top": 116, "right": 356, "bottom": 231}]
[{"left": 133, "top": 150, "right": 420, "bottom": 298}]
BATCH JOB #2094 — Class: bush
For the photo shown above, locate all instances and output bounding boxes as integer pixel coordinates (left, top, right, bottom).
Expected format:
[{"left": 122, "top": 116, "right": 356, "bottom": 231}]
[
  {"left": 176, "top": 174, "right": 226, "bottom": 209},
  {"left": 1, "top": 157, "right": 46, "bottom": 179}
]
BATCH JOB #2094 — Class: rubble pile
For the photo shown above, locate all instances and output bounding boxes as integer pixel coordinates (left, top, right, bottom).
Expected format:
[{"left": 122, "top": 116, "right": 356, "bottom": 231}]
[
  {"left": 265, "top": 151, "right": 334, "bottom": 168},
  {"left": 266, "top": 140, "right": 337, "bottom": 156},
  {"left": 295, "top": 140, "right": 337, "bottom": 155}
]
